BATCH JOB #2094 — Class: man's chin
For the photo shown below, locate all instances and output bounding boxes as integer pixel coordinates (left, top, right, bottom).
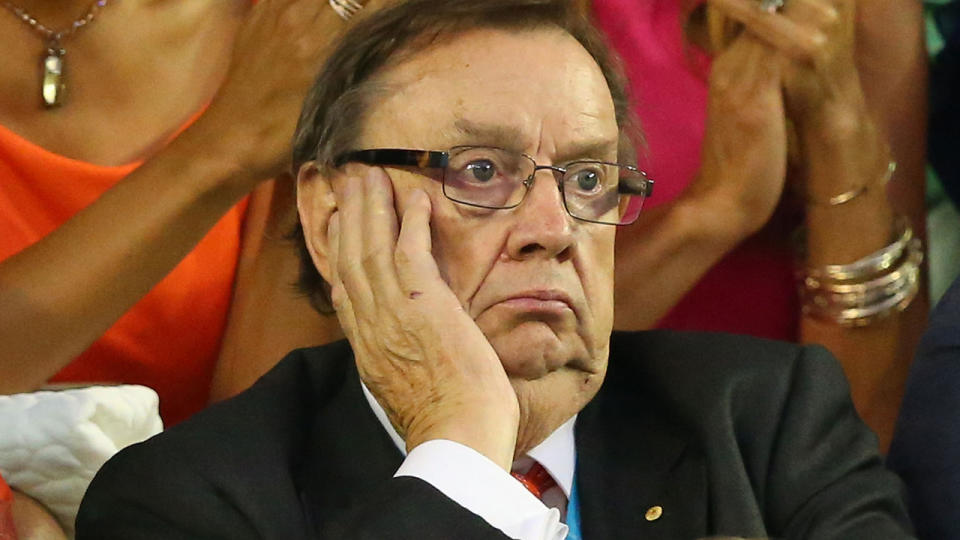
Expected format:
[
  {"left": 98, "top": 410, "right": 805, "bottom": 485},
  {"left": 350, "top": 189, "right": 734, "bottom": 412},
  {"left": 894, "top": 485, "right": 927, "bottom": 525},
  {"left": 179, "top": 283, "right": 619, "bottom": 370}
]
[{"left": 486, "top": 322, "right": 583, "bottom": 380}]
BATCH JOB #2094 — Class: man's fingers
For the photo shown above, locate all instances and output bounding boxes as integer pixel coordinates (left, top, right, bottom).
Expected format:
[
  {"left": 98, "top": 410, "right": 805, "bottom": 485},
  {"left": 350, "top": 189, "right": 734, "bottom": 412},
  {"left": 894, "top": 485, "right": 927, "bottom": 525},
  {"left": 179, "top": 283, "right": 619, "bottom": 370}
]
[
  {"left": 360, "top": 167, "right": 403, "bottom": 305},
  {"left": 333, "top": 168, "right": 376, "bottom": 314},
  {"left": 327, "top": 213, "right": 363, "bottom": 352},
  {"left": 395, "top": 189, "right": 446, "bottom": 298},
  {"left": 708, "top": 0, "right": 826, "bottom": 63}
]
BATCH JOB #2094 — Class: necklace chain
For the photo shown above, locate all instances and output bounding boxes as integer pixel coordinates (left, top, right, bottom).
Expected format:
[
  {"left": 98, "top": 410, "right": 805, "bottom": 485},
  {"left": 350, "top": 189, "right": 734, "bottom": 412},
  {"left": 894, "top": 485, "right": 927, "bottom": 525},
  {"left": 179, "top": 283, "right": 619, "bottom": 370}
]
[
  {"left": 2, "top": 0, "right": 109, "bottom": 47},
  {"left": 1, "top": 0, "right": 113, "bottom": 108}
]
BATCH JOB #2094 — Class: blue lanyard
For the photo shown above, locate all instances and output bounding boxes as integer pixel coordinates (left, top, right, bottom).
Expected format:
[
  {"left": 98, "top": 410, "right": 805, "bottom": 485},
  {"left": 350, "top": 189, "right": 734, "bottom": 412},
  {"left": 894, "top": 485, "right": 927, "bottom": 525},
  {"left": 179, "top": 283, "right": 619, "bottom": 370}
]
[{"left": 565, "top": 474, "right": 582, "bottom": 540}]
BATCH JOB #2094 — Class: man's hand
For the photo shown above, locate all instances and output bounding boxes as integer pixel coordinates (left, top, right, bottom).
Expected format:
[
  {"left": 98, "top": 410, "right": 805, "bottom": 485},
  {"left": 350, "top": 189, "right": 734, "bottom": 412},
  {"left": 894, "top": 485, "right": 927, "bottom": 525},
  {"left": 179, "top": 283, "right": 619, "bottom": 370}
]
[{"left": 329, "top": 166, "right": 520, "bottom": 470}]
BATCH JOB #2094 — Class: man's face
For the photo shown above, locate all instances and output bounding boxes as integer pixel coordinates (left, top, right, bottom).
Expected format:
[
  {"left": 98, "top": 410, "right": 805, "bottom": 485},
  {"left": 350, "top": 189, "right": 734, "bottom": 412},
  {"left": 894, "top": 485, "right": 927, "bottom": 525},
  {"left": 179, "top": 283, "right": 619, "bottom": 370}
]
[{"left": 348, "top": 27, "right": 619, "bottom": 445}]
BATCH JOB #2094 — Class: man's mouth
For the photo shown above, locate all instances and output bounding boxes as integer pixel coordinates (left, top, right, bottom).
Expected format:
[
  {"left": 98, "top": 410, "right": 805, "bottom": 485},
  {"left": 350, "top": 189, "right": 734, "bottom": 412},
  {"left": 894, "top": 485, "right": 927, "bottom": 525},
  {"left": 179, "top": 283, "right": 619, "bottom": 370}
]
[{"left": 496, "top": 289, "right": 576, "bottom": 316}]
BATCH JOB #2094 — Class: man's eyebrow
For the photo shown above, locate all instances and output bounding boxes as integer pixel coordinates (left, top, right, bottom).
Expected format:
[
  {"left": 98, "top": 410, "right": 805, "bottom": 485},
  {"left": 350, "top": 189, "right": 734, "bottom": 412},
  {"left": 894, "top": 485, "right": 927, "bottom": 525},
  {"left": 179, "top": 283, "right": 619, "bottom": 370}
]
[
  {"left": 558, "top": 138, "right": 620, "bottom": 163},
  {"left": 450, "top": 119, "right": 528, "bottom": 151},
  {"left": 449, "top": 118, "right": 619, "bottom": 162}
]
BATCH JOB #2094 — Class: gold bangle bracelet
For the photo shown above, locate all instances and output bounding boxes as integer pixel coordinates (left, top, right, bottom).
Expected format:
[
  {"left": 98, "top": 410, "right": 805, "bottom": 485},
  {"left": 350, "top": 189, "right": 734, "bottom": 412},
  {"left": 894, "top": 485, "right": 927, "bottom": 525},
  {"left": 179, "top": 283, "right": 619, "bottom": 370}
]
[
  {"left": 802, "top": 244, "right": 922, "bottom": 310},
  {"left": 797, "top": 214, "right": 924, "bottom": 327},
  {"left": 801, "top": 270, "right": 920, "bottom": 326},
  {"left": 802, "top": 215, "right": 911, "bottom": 284},
  {"left": 806, "top": 160, "right": 896, "bottom": 207},
  {"left": 824, "top": 272, "right": 919, "bottom": 327}
]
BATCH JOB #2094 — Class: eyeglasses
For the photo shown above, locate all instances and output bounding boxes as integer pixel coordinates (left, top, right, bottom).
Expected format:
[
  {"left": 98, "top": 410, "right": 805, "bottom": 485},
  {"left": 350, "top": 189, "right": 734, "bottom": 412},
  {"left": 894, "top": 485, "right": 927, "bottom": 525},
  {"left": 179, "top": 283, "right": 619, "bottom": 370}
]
[{"left": 333, "top": 146, "right": 654, "bottom": 226}]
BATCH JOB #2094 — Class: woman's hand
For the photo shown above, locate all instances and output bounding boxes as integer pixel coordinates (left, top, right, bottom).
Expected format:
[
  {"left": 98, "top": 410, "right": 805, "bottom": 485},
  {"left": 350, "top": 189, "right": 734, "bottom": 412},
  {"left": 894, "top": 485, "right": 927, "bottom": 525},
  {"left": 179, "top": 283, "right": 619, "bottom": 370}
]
[
  {"left": 684, "top": 31, "right": 788, "bottom": 240},
  {"left": 0, "top": 0, "right": 393, "bottom": 392},
  {"left": 328, "top": 167, "right": 519, "bottom": 470},
  {"left": 777, "top": 0, "right": 863, "bottom": 129},
  {"left": 708, "top": 0, "right": 869, "bottom": 137},
  {"left": 197, "top": 0, "right": 389, "bottom": 186},
  {"left": 705, "top": 0, "right": 925, "bottom": 451},
  {"left": 612, "top": 31, "right": 788, "bottom": 329}
]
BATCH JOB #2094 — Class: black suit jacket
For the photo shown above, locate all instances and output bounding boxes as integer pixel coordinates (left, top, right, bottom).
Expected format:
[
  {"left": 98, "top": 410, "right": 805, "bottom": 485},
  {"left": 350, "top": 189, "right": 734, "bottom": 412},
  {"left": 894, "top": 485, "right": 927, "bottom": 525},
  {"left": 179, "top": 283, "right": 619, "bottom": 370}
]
[
  {"left": 77, "top": 331, "right": 913, "bottom": 539},
  {"left": 888, "top": 275, "right": 960, "bottom": 539}
]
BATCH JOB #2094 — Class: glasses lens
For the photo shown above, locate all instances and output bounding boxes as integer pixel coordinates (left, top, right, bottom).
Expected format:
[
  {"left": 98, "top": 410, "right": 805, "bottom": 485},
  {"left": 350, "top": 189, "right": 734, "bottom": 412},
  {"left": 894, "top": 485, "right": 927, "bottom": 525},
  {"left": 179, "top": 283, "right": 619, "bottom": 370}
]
[
  {"left": 561, "top": 162, "right": 647, "bottom": 225},
  {"left": 616, "top": 168, "right": 651, "bottom": 225},
  {"left": 443, "top": 147, "right": 532, "bottom": 209}
]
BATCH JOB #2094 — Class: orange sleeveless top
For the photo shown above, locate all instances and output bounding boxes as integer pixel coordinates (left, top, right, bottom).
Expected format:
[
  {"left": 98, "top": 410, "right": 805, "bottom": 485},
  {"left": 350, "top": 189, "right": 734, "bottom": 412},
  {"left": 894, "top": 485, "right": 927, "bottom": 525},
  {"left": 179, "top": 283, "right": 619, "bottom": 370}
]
[{"left": 0, "top": 123, "right": 248, "bottom": 426}]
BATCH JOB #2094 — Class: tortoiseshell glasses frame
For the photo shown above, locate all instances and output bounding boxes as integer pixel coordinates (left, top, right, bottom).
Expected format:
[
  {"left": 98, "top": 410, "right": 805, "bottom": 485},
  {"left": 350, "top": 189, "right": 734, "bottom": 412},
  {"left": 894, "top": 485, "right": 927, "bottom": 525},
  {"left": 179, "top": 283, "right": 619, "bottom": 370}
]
[{"left": 333, "top": 146, "right": 653, "bottom": 226}]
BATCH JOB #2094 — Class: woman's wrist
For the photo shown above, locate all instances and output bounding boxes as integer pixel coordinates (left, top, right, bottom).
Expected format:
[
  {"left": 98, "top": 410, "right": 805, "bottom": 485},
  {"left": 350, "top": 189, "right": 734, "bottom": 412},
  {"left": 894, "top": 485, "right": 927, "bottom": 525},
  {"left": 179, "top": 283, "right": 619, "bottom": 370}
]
[
  {"left": 159, "top": 118, "right": 271, "bottom": 202},
  {"left": 799, "top": 103, "right": 891, "bottom": 200},
  {"left": 672, "top": 189, "right": 757, "bottom": 254},
  {"left": 791, "top": 67, "right": 868, "bottom": 138}
]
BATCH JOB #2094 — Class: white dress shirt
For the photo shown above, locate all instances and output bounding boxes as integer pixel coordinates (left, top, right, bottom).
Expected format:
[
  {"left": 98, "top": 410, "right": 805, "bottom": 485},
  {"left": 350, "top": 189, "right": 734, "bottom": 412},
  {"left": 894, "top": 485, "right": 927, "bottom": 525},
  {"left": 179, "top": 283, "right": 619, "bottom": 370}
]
[{"left": 361, "top": 383, "right": 575, "bottom": 540}]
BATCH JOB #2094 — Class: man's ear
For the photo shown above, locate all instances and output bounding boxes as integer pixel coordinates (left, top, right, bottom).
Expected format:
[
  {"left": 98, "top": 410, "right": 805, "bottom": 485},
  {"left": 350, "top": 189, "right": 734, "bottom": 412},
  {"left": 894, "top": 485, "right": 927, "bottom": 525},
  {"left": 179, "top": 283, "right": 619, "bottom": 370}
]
[{"left": 296, "top": 161, "right": 338, "bottom": 284}]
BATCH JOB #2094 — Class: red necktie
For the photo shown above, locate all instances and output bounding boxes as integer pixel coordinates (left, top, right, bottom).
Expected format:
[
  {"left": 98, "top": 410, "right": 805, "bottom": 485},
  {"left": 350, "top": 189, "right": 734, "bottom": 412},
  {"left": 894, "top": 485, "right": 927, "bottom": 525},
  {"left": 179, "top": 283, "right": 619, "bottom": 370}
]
[{"left": 511, "top": 461, "right": 558, "bottom": 500}]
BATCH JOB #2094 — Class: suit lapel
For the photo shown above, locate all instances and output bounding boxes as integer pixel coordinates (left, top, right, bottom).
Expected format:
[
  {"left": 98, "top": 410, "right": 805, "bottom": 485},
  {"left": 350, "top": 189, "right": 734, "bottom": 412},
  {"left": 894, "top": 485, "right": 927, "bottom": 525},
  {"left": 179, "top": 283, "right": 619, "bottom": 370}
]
[
  {"left": 298, "top": 353, "right": 405, "bottom": 531},
  {"left": 291, "top": 337, "right": 709, "bottom": 538},
  {"left": 575, "top": 361, "right": 708, "bottom": 539}
]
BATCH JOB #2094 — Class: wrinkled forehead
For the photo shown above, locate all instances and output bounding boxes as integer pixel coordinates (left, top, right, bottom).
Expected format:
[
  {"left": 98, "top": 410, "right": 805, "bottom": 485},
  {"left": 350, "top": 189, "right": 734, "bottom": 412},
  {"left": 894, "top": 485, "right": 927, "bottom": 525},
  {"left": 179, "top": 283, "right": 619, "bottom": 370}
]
[{"left": 356, "top": 26, "right": 621, "bottom": 161}]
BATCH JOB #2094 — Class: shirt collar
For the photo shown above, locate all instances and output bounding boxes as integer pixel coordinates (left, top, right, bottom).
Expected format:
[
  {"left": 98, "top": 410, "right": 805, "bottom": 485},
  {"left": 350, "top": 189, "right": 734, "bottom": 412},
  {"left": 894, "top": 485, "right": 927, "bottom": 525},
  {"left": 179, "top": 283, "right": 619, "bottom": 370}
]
[{"left": 361, "top": 381, "right": 576, "bottom": 498}]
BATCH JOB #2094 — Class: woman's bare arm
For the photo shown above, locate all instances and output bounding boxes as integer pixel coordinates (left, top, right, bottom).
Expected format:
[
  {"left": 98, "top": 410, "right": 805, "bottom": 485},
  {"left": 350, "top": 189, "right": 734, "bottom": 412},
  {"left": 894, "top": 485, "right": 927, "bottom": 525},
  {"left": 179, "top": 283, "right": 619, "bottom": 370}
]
[
  {"left": 11, "top": 490, "right": 66, "bottom": 540},
  {"left": 617, "top": 0, "right": 928, "bottom": 449},
  {"left": 615, "top": 32, "right": 791, "bottom": 329},
  {"left": 799, "top": 0, "right": 928, "bottom": 450},
  {"left": 210, "top": 178, "right": 344, "bottom": 402},
  {"left": 0, "top": 0, "right": 351, "bottom": 393}
]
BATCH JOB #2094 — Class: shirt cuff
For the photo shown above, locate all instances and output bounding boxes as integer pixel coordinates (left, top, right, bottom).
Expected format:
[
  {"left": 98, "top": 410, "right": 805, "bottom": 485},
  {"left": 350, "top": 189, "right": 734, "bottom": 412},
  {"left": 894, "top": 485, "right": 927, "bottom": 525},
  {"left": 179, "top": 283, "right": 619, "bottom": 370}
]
[{"left": 395, "top": 439, "right": 568, "bottom": 540}]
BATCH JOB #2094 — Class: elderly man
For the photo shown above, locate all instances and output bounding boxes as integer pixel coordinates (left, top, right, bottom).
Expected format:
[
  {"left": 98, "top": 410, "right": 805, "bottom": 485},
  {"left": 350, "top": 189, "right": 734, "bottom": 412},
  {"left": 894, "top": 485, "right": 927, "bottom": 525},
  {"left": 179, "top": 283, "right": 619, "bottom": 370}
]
[{"left": 76, "top": 0, "right": 912, "bottom": 538}]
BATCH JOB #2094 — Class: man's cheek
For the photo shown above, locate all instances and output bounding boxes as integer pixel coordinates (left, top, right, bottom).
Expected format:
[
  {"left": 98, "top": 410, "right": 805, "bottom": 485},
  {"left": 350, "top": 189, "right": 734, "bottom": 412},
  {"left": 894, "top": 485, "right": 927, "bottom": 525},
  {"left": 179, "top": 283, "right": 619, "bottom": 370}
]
[
  {"left": 432, "top": 230, "right": 456, "bottom": 291},
  {"left": 430, "top": 217, "right": 481, "bottom": 298}
]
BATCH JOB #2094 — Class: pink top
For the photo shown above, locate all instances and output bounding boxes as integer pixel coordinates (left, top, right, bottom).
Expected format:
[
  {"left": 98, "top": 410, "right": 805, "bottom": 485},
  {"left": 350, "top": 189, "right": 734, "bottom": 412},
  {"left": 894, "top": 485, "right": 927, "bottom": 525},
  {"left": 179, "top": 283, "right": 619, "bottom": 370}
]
[{"left": 593, "top": 0, "right": 800, "bottom": 340}]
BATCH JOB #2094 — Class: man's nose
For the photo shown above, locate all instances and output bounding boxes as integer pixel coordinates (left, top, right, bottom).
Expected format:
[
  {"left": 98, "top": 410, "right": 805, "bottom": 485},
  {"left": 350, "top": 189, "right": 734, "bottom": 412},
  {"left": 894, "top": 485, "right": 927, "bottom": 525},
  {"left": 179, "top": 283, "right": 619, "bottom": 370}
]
[{"left": 505, "top": 170, "right": 574, "bottom": 261}]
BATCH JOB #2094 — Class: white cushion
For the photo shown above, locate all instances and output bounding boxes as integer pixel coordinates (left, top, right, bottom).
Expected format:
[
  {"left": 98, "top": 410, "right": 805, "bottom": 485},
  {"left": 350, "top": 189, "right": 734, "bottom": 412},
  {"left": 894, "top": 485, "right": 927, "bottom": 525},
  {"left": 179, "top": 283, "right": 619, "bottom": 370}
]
[{"left": 0, "top": 385, "right": 163, "bottom": 538}]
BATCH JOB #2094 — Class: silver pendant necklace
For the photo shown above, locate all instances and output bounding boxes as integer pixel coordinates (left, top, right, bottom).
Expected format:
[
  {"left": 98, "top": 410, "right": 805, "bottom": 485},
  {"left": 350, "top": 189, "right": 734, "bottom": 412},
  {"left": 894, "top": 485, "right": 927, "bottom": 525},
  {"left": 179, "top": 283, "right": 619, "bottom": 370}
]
[{"left": 2, "top": 0, "right": 111, "bottom": 108}]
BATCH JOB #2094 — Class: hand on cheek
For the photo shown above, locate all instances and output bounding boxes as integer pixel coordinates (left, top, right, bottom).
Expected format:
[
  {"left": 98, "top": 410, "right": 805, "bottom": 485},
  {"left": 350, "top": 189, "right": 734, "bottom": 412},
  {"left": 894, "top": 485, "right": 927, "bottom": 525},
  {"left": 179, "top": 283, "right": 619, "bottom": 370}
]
[{"left": 329, "top": 166, "right": 520, "bottom": 471}]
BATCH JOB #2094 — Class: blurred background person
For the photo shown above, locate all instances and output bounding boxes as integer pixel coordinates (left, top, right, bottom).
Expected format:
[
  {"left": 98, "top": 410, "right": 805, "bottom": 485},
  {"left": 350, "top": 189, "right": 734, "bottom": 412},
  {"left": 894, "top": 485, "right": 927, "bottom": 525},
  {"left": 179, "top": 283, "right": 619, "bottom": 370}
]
[
  {"left": 577, "top": 0, "right": 928, "bottom": 451},
  {"left": 885, "top": 3, "right": 960, "bottom": 535},
  {"left": 0, "top": 0, "right": 376, "bottom": 427},
  {"left": 0, "top": 0, "right": 381, "bottom": 536}
]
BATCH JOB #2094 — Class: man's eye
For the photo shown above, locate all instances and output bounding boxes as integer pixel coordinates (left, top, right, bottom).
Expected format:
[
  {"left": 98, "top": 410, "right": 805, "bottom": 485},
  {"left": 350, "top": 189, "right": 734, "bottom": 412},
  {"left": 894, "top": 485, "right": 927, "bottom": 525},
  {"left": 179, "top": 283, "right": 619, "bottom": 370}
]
[
  {"left": 570, "top": 169, "right": 601, "bottom": 192},
  {"left": 465, "top": 160, "right": 496, "bottom": 182}
]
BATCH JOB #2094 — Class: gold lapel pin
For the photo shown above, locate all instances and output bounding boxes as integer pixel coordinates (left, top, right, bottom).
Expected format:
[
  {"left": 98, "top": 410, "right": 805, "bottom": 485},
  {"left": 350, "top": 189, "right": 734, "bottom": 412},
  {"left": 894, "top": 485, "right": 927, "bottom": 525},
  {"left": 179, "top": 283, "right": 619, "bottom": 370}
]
[{"left": 645, "top": 505, "right": 663, "bottom": 521}]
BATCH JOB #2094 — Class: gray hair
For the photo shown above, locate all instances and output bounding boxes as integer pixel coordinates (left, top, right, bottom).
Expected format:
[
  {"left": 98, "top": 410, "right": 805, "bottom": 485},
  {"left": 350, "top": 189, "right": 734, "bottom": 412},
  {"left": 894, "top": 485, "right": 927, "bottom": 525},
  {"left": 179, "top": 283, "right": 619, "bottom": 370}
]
[{"left": 291, "top": 0, "right": 638, "bottom": 313}]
